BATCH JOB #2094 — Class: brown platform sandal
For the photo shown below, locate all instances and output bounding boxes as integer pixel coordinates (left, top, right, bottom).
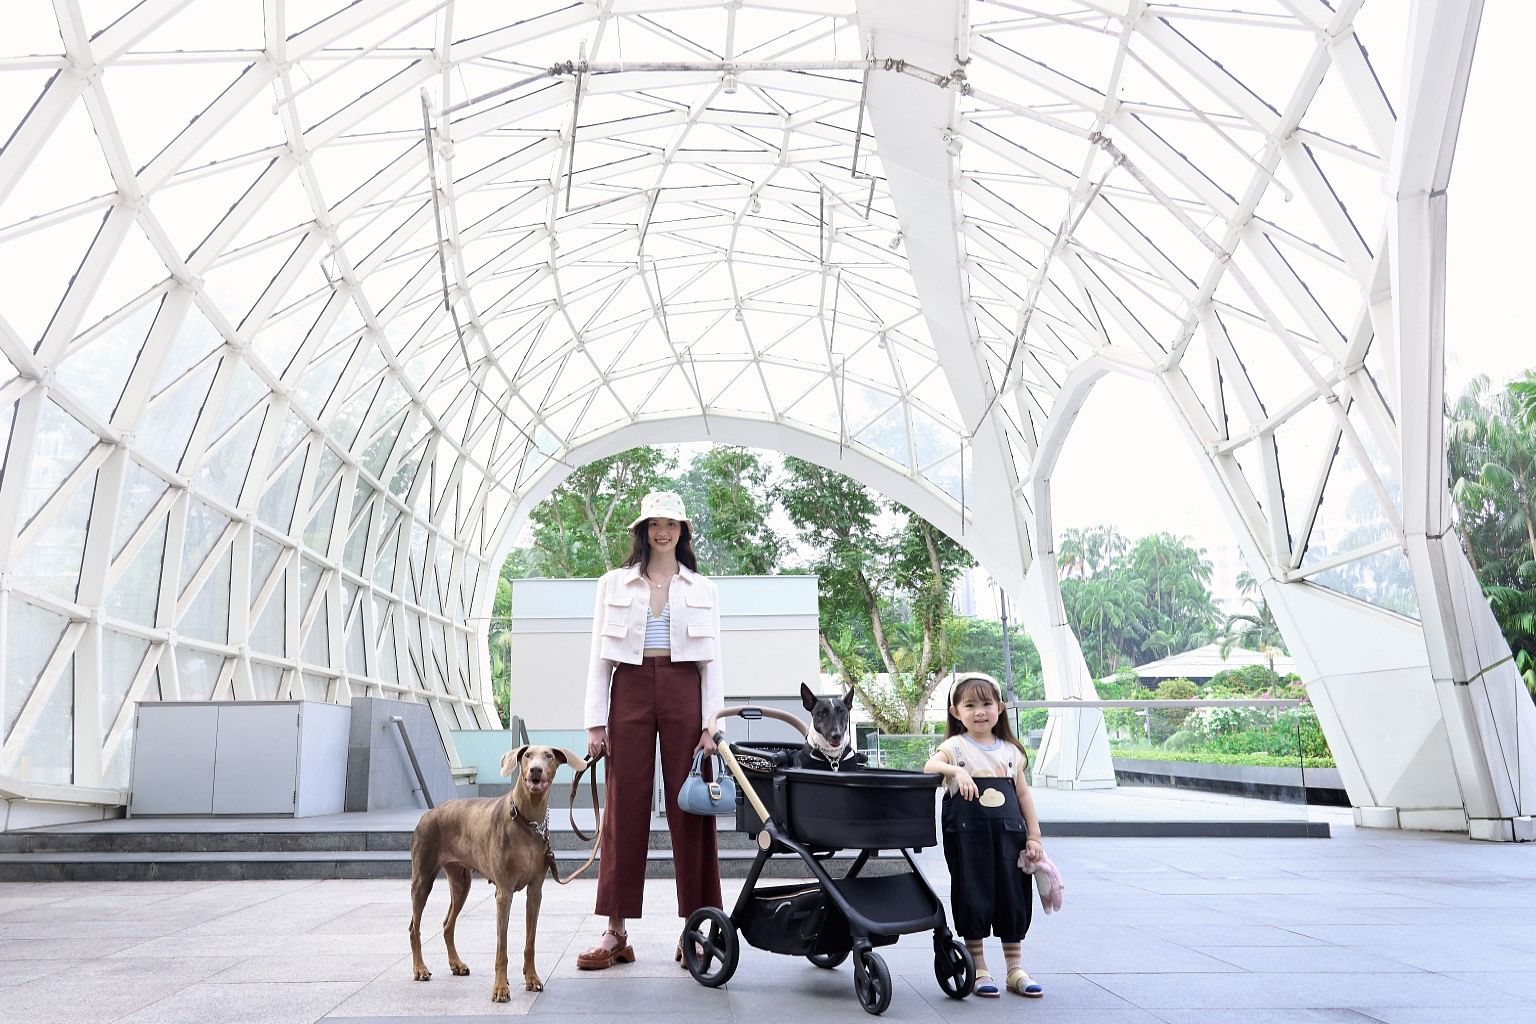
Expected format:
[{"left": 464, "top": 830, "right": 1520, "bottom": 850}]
[{"left": 576, "top": 929, "right": 634, "bottom": 970}]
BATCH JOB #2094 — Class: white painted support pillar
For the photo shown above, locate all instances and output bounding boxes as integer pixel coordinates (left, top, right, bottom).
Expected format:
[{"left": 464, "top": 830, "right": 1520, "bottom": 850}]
[
  {"left": 1020, "top": 365, "right": 1118, "bottom": 789},
  {"left": 1389, "top": 0, "right": 1536, "bottom": 841}
]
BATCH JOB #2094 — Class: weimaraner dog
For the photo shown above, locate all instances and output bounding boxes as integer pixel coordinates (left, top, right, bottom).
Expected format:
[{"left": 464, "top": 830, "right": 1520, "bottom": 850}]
[{"left": 408, "top": 744, "right": 586, "bottom": 1001}]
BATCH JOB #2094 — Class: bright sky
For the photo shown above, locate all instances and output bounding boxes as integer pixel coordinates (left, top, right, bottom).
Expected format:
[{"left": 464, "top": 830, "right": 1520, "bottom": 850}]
[{"left": 1049, "top": 0, "right": 1535, "bottom": 565}]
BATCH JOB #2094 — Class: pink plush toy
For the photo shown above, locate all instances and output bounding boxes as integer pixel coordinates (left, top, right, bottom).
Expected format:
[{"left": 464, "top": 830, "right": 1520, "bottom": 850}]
[{"left": 1018, "top": 848, "right": 1064, "bottom": 913}]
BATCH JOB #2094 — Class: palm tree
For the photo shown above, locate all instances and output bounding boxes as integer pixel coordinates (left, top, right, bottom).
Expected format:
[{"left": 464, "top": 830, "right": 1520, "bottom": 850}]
[
  {"left": 1057, "top": 526, "right": 1129, "bottom": 579},
  {"left": 1061, "top": 572, "right": 1144, "bottom": 678},
  {"left": 1216, "top": 571, "right": 1287, "bottom": 675},
  {"left": 1487, "top": 585, "right": 1536, "bottom": 698},
  {"left": 1450, "top": 374, "right": 1536, "bottom": 582}
]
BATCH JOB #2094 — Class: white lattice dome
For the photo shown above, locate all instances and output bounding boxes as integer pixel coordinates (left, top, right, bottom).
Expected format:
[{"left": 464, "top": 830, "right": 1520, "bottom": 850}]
[{"left": 0, "top": 1, "right": 1530, "bottom": 837}]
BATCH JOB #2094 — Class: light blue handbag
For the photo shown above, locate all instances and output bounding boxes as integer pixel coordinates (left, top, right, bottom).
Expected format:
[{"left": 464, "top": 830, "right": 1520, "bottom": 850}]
[{"left": 677, "top": 750, "right": 737, "bottom": 816}]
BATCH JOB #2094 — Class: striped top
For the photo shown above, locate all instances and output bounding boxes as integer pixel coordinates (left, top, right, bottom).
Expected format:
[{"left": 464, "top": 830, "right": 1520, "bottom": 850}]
[{"left": 644, "top": 602, "right": 671, "bottom": 649}]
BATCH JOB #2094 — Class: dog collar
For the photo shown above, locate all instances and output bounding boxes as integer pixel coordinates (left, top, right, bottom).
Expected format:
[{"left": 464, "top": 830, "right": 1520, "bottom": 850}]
[
  {"left": 510, "top": 803, "right": 549, "bottom": 841},
  {"left": 806, "top": 740, "right": 852, "bottom": 772}
]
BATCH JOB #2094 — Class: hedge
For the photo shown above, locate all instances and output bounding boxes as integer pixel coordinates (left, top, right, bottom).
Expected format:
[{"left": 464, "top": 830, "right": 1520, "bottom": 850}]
[{"left": 1109, "top": 745, "right": 1335, "bottom": 769}]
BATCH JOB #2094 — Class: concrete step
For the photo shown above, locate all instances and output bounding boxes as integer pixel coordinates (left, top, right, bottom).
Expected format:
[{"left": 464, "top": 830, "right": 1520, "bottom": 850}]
[
  {"left": 0, "top": 824, "right": 761, "bottom": 855},
  {"left": 0, "top": 847, "right": 891, "bottom": 882}
]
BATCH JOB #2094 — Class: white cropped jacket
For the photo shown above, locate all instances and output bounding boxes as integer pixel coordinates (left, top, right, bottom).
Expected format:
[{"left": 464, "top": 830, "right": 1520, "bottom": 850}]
[{"left": 583, "top": 563, "right": 724, "bottom": 731}]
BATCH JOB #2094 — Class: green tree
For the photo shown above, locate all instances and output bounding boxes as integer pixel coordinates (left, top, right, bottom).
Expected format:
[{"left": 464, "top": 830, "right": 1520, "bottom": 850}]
[
  {"left": 1450, "top": 373, "right": 1536, "bottom": 586},
  {"left": 947, "top": 617, "right": 1042, "bottom": 693},
  {"left": 1060, "top": 571, "right": 1145, "bottom": 678},
  {"left": 676, "top": 446, "right": 782, "bottom": 575},
  {"left": 1055, "top": 527, "right": 1220, "bottom": 677},
  {"left": 514, "top": 448, "right": 676, "bottom": 578},
  {"left": 1123, "top": 533, "right": 1221, "bottom": 661},
  {"left": 1449, "top": 372, "right": 1536, "bottom": 699},
  {"left": 487, "top": 571, "right": 513, "bottom": 726},
  {"left": 780, "top": 457, "right": 973, "bottom": 732},
  {"left": 1058, "top": 525, "right": 1129, "bottom": 578},
  {"left": 1215, "top": 571, "right": 1287, "bottom": 673}
]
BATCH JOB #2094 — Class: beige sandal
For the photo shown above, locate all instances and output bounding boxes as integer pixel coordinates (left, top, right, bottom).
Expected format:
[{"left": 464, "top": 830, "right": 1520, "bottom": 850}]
[
  {"left": 1006, "top": 967, "right": 1043, "bottom": 997},
  {"left": 576, "top": 929, "right": 634, "bottom": 970}
]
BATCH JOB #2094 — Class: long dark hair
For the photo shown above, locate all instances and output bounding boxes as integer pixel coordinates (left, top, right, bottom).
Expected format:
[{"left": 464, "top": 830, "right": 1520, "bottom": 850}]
[
  {"left": 943, "top": 672, "right": 1029, "bottom": 766},
  {"left": 622, "top": 519, "right": 699, "bottom": 576}
]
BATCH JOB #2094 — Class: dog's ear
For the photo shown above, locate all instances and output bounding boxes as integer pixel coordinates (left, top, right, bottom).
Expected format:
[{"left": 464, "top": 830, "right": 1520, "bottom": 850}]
[
  {"left": 552, "top": 747, "right": 589, "bottom": 772},
  {"left": 842, "top": 686, "right": 856, "bottom": 710},
  {"left": 500, "top": 745, "right": 528, "bottom": 778},
  {"left": 800, "top": 682, "right": 818, "bottom": 711}
]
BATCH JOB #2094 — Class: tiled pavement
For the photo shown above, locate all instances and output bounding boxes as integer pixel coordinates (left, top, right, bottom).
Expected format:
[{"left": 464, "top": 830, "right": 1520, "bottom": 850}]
[{"left": 1, "top": 825, "right": 1534, "bottom": 1023}]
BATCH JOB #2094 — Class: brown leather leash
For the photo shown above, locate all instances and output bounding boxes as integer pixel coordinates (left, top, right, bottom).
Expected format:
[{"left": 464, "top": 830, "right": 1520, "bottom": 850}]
[{"left": 546, "top": 750, "right": 604, "bottom": 885}]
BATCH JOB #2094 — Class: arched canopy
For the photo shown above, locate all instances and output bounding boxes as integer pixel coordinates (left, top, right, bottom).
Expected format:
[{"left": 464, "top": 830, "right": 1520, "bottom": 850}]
[{"left": 0, "top": 1, "right": 1421, "bottom": 792}]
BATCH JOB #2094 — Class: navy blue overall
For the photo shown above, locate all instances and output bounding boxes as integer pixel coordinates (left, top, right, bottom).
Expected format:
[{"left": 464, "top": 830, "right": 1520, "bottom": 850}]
[{"left": 940, "top": 777, "right": 1033, "bottom": 942}]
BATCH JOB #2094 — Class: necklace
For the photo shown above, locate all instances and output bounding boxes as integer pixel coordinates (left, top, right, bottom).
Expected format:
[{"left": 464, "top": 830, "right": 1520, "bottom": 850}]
[{"left": 648, "top": 571, "right": 677, "bottom": 590}]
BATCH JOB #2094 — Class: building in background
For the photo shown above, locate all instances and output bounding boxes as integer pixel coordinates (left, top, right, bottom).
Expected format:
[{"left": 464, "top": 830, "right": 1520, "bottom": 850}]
[{"left": 503, "top": 576, "right": 821, "bottom": 731}]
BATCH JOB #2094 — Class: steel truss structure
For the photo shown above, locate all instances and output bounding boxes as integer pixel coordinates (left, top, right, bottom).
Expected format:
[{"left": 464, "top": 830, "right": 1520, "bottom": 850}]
[{"left": 0, "top": 1, "right": 1530, "bottom": 836}]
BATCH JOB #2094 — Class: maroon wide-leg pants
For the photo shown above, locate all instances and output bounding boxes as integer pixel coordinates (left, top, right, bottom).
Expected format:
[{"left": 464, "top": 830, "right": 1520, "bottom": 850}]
[{"left": 595, "top": 656, "right": 722, "bottom": 919}]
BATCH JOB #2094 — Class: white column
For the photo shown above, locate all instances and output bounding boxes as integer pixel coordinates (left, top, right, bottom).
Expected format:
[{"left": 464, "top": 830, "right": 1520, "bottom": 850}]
[{"left": 1389, "top": 0, "right": 1536, "bottom": 840}]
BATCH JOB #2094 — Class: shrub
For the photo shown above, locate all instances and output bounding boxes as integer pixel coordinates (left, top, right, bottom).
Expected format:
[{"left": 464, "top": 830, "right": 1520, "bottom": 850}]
[
  {"left": 1209, "top": 665, "right": 1281, "bottom": 694},
  {"left": 1186, "top": 705, "right": 1271, "bottom": 739},
  {"left": 1109, "top": 745, "right": 1335, "bottom": 768},
  {"left": 1148, "top": 678, "right": 1198, "bottom": 740},
  {"left": 1163, "top": 729, "right": 1197, "bottom": 751},
  {"left": 1155, "top": 678, "right": 1198, "bottom": 701},
  {"left": 877, "top": 734, "right": 940, "bottom": 771}
]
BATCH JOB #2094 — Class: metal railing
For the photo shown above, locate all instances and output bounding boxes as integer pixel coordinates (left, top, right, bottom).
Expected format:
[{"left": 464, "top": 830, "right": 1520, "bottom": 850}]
[{"left": 388, "top": 715, "right": 435, "bottom": 809}]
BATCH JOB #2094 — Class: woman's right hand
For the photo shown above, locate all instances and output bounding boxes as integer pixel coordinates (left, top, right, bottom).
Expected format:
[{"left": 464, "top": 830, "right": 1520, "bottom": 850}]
[
  {"left": 954, "top": 769, "right": 978, "bottom": 801},
  {"left": 586, "top": 726, "right": 607, "bottom": 760}
]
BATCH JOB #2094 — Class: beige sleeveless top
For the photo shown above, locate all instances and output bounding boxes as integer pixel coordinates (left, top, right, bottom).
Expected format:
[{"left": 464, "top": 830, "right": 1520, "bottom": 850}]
[{"left": 937, "top": 735, "right": 1023, "bottom": 796}]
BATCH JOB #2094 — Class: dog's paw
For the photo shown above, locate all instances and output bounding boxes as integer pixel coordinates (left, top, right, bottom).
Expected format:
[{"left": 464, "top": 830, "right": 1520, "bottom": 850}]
[
  {"left": 412, "top": 965, "right": 431, "bottom": 982},
  {"left": 450, "top": 962, "right": 470, "bottom": 976},
  {"left": 491, "top": 983, "right": 511, "bottom": 1003},
  {"left": 524, "top": 974, "right": 544, "bottom": 992}
]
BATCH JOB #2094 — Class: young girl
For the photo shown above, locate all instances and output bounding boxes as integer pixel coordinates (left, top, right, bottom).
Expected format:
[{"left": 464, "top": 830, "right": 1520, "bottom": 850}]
[{"left": 924, "top": 672, "right": 1046, "bottom": 999}]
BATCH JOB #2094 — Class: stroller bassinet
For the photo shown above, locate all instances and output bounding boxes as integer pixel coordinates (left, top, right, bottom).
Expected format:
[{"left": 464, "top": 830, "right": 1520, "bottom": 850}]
[{"left": 680, "top": 707, "right": 974, "bottom": 1015}]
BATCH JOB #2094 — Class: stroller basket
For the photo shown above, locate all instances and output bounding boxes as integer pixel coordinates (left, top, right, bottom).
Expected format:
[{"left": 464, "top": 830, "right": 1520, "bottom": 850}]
[
  {"left": 775, "top": 767, "right": 939, "bottom": 850},
  {"left": 739, "top": 882, "right": 850, "bottom": 957}
]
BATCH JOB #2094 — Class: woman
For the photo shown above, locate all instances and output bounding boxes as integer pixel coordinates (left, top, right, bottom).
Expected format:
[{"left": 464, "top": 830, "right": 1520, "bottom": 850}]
[{"left": 577, "top": 490, "right": 724, "bottom": 969}]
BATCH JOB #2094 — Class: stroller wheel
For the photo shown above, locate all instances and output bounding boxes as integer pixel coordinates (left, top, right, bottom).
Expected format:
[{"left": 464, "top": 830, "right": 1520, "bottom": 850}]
[
  {"left": 806, "top": 949, "right": 849, "bottom": 970},
  {"left": 933, "top": 937, "right": 975, "bottom": 999},
  {"left": 852, "top": 948, "right": 892, "bottom": 1015},
  {"left": 681, "top": 907, "right": 739, "bottom": 988}
]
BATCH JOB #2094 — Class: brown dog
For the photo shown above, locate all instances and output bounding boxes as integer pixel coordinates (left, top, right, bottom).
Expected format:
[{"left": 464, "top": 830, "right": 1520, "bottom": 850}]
[{"left": 408, "top": 744, "right": 586, "bottom": 1001}]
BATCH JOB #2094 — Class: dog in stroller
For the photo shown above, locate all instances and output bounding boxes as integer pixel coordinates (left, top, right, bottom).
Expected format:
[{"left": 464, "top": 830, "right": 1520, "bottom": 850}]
[
  {"left": 779, "top": 684, "right": 865, "bottom": 772},
  {"left": 677, "top": 706, "right": 975, "bottom": 1016}
]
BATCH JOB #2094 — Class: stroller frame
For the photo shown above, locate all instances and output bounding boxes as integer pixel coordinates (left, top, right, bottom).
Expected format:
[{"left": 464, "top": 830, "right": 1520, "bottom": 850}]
[{"left": 679, "top": 706, "right": 975, "bottom": 1015}]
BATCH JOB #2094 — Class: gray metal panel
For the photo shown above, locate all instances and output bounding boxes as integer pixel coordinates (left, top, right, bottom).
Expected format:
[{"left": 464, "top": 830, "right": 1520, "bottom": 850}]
[
  {"left": 295, "top": 702, "right": 351, "bottom": 817},
  {"left": 211, "top": 704, "right": 300, "bottom": 815},
  {"left": 129, "top": 704, "right": 219, "bottom": 815},
  {"left": 345, "top": 696, "right": 459, "bottom": 812},
  {"left": 737, "top": 697, "right": 809, "bottom": 744}
]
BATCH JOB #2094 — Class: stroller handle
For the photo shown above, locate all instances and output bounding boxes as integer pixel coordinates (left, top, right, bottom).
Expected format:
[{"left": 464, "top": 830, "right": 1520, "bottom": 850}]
[
  {"left": 708, "top": 706, "right": 808, "bottom": 834},
  {"left": 707, "top": 705, "right": 809, "bottom": 739}
]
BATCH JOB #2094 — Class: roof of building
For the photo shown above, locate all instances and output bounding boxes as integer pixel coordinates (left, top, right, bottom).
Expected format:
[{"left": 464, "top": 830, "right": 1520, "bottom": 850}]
[{"left": 1120, "top": 643, "right": 1297, "bottom": 683}]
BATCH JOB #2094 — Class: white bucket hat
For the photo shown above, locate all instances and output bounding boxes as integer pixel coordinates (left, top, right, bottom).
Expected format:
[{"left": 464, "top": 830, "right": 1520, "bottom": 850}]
[{"left": 628, "top": 490, "right": 690, "bottom": 530}]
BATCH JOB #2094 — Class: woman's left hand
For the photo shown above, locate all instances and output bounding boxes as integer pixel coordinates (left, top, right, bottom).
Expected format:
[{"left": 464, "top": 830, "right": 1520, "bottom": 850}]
[
  {"left": 1024, "top": 838, "right": 1044, "bottom": 864},
  {"left": 696, "top": 729, "right": 717, "bottom": 755}
]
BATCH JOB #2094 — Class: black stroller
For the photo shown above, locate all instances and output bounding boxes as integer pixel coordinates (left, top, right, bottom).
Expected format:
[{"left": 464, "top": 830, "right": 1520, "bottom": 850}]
[{"left": 679, "top": 706, "right": 975, "bottom": 1014}]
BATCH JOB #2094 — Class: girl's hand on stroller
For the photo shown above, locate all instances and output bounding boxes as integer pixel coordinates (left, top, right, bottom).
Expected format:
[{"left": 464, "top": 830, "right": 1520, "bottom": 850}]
[
  {"left": 955, "top": 770, "right": 978, "bottom": 800},
  {"left": 586, "top": 726, "right": 607, "bottom": 760},
  {"left": 1023, "top": 838, "right": 1044, "bottom": 864},
  {"left": 695, "top": 728, "right": 717, "bottom": 756}
]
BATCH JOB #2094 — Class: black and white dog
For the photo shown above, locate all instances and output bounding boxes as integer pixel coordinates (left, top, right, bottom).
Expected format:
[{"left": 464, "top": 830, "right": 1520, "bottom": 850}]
[{"left": 788, "top": 682, "right": 865, "bottom": 772}]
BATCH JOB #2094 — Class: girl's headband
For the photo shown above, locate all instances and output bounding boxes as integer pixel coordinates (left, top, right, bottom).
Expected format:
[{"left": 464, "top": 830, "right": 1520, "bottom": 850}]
[{"left": 949, "top": 674, "right": 1003, "bottom": 707}]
